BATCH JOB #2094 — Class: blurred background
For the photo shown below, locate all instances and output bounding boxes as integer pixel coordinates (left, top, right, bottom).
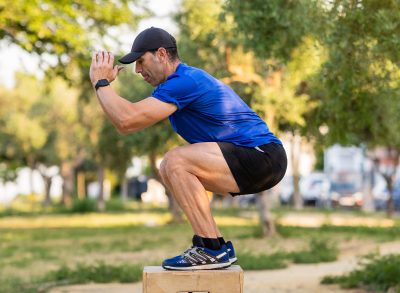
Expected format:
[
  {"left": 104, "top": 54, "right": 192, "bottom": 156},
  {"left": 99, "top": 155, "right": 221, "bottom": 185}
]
[{"left": 0, "top": 1, "right": 400, "bottom": 292}]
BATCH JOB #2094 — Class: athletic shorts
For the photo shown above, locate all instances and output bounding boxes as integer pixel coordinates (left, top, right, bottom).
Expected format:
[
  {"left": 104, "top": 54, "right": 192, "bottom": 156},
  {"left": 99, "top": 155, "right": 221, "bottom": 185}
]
[{"left": 217, "top": 142, "right": 287, "bottom": 196}]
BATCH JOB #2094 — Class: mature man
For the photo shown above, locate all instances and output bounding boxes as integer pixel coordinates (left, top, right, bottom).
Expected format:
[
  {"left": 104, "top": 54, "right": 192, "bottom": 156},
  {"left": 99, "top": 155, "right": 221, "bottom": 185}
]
[{"left": 89, "top": 27, "right": 287, "bottom": 270}]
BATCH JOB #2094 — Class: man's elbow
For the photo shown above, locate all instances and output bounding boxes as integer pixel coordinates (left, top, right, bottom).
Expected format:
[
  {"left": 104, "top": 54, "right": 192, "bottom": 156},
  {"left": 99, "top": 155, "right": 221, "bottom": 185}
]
[
  {"left": 116, "top": 127, "right": 130, "bottom": 135},
  {"left": 117, "top": 119, "right": 138, "bottom": 135}
]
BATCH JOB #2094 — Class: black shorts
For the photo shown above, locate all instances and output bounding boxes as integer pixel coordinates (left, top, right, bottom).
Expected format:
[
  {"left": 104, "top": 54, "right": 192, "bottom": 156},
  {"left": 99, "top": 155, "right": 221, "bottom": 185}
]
[{"left": 217, "top": 142, "right": 287, "bottom": 196}]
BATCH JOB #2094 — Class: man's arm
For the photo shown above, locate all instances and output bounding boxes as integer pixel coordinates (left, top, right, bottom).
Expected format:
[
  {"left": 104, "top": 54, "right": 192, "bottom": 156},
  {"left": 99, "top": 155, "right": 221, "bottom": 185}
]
[
  {"left": 96, "top": 86, "right": 177, "bottom": 134},
  {"left": 90, "top": 51, "right": 177, "bottom": 134}
]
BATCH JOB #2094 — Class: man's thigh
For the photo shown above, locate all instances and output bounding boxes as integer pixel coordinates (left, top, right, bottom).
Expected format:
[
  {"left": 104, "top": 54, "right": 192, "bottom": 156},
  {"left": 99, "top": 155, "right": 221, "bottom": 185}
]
[{"left": 164, "top": 142, "right": 240, "bottom": 194}]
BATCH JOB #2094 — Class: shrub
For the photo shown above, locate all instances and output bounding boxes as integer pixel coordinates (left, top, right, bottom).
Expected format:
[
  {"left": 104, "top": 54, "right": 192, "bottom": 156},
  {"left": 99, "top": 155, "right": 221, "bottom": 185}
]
[
  {"left": 290, "top": 238, "right": 338, "bottom": 263},
  {"left": 321, "top": 253, "right": 400, "bottom": 292},
  {"left": 47, "top": 261, "right": 143, "bottom": 283},
  {"left": 70, "top": 198, "right": 97, "bottom": 213},
  {"left": 237, "top": 251, "right": 288, "bottom": 270}
]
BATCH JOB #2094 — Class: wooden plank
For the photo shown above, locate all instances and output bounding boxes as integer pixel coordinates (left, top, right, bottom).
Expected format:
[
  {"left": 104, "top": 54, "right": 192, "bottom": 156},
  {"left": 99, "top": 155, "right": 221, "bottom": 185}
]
[{"left": 143, "top": 265, "right": 244, "bottom": 293}]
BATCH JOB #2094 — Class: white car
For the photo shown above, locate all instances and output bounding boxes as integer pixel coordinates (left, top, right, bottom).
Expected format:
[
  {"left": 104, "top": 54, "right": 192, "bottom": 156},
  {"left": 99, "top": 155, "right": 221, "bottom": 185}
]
[
  {"left": 299, "top": 172, "right": 330, "bottom": 206},
  {"left": 279, "top": 173, "right": 330, "bottom": 206}
]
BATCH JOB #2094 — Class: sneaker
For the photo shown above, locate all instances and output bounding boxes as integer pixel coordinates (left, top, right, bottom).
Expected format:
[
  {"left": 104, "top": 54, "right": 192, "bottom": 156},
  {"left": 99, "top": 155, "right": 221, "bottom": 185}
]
[
  {"left": 162, "top": 245, "right": 231, "bottom": 270},
  {"left": 226, "top": 241, "right": 237, "bottom": 264}
]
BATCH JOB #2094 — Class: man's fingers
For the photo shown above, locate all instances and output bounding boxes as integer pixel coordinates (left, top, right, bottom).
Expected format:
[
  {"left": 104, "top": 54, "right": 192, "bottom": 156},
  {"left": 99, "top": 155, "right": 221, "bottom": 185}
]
[
  {"left": 109, "top": 52, "right": 114, "bottom": 65},
  {"left": 91, "top": 52, "right": 97, "bottom": 66},
  {"left": 98, "top": 50, "right": 104, "bottom": 64},
  {"left": 113, "top": 65, "right": 125, "bottom": 76}
]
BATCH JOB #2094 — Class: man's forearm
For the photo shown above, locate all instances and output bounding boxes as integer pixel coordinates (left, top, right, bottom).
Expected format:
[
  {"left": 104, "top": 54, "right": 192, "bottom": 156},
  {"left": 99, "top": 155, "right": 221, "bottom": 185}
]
[{"left": 94, "top": 85, "right": 136, "bottom": 133}]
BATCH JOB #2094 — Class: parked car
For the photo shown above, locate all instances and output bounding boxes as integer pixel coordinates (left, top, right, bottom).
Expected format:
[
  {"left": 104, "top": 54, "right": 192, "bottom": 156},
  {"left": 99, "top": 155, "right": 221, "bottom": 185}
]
[
  {"left": 299, "top": 172, "right": 330, "bottom": 206},
  {"left": 238, "top": 193, "right": 257, "bottom": 207},
  {"left": 278, "top": 173, "right": 330, "bottom": 206},
  {"left": 329, "top": 181, "right": 363, "bottom": 208}
]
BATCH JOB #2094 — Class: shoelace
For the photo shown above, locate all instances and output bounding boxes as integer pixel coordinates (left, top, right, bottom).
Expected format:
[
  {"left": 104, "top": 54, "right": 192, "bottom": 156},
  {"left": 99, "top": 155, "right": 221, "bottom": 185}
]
[
  {"left": 181, "top": 246, "right": 194, "bottom": 256},
  {"left": 183, "top": 247, "right": 210, "bottom": 264}
]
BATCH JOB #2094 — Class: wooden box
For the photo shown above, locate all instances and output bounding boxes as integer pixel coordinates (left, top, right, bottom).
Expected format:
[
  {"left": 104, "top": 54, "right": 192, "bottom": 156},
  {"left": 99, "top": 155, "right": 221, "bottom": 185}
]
[{"left": 142, "top": 265, "right": 244, "bottom": 293}]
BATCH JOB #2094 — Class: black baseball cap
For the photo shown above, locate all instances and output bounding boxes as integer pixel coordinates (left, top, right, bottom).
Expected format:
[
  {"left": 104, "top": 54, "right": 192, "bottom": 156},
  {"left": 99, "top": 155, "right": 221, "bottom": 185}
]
[{"left": 118, "top": 27, "right": 177, "bottom": 64}]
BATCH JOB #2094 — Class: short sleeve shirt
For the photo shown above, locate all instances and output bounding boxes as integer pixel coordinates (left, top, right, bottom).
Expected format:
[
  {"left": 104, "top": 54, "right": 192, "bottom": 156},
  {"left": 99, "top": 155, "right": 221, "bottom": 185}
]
[{"left": 151, "top": 63, "right": 281, "bottom": 147}]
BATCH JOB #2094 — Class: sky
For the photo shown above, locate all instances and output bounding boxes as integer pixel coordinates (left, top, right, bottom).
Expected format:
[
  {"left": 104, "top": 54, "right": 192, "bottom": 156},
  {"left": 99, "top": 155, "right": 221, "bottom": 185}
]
[{"left": 0, "top": 0, "right": 179, "bottom": 89}]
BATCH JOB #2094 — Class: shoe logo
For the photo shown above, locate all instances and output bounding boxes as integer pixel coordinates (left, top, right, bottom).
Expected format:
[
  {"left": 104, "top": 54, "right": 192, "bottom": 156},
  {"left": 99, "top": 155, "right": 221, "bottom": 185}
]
[{"left": 216, "top": 252, "right": 227, "bottom": 259}]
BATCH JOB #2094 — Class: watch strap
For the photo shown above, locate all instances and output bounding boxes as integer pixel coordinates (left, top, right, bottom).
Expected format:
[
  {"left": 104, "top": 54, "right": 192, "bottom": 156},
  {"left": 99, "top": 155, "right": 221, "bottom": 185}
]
[{"left": 95, "top": 79, "right": 110, "bottom": 91}]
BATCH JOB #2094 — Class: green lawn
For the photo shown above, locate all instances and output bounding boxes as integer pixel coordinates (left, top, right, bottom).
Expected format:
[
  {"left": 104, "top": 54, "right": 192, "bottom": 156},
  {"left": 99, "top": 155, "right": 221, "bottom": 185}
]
[{"left": 0, "top": 203, "right": 399, "bottom": 293}]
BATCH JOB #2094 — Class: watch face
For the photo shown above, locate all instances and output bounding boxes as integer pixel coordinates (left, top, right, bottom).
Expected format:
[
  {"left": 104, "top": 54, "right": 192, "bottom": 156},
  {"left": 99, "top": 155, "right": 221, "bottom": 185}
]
[
  {"left": 98, "top": 79, "right": 109, "bottom": 86},
  {"left": 96, "top": 79, "right": 109, "bottom": 90}
]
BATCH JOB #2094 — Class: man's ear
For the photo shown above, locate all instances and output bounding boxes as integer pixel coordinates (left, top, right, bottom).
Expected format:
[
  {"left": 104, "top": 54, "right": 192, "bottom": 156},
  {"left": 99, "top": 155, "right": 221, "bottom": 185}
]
[{"left": 157, "top": 47, "right": 168, "bottom": 62}]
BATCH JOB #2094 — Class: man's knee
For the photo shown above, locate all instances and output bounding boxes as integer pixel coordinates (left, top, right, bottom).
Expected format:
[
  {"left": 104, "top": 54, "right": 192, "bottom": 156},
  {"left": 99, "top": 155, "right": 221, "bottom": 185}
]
[{"left": 159, "top": 148, "right": 186, "bottom": 180}]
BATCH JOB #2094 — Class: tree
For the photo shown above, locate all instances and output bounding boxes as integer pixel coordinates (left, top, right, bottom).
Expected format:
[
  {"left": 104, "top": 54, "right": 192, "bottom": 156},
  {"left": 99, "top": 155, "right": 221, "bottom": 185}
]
[
  {"left": 0, "top": 0, "right": 145, "bottom": 80},
  {"left": 225, "top": 0, "right": 327, "bottom": 210},
  {"left": 0, "top": 0, "right": 148, "bottom": 206},
  {"left": 0, "top": 74, "right": 48, "bottom": 195},
  {"left": 224, "top": 0, "right": 323, "bottom": 63},
  {"left": 306, "top": 0, "right": 400, "bottom": 216},
  {"left": 176, "top": 0, "right": 307, "bottom": 233}
]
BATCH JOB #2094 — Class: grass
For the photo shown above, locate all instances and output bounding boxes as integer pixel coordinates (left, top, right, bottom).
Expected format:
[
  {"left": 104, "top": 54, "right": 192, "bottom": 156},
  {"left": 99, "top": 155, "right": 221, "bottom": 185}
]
[
  {"left": 238, "top": 238, "right": 338, "bottom": 270},
  {"left": 237, "top": 251, "right": 288, "bottom": 270},
  {"left": 289, "top": 238, "right": 337, "bottom": 263},
  {"left": 0, "top": 203, "right": 399, "bottom": 292},
  {"left": 0, "top": 262, "right": 145, "bottom": 293},
  {"left": 277, "top": 224, "right": 400, "bottom": 242},
  {"left": 321, "top": 253, "right": 400, "bottom": 292}
]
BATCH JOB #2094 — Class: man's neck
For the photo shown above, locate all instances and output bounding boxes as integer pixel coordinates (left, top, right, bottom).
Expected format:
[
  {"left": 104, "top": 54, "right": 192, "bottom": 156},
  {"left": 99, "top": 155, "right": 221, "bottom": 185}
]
[{"left": 165, "top": 60, "right": 181, "bottom": 78}]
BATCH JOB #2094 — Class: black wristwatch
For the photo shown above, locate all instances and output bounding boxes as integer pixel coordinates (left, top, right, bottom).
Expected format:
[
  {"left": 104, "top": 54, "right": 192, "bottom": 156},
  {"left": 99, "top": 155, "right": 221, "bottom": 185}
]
[{"left": 95, "top": 79, "right": 110, "bottom": 91}]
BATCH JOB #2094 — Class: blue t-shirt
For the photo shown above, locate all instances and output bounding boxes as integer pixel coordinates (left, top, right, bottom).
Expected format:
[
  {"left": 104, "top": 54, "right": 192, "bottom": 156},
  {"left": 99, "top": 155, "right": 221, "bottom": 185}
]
[{"left": 151, "top": 63, "right": 281, "bottom": 147}]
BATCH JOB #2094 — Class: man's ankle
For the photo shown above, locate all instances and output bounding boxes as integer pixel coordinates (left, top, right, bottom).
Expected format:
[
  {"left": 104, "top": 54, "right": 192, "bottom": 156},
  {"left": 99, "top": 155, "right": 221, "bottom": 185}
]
[
  {"left": 192, "top": 235, "right": 221, "bottom": 250},
  {"left": 218, "top": 237, "right": 226, "bottom": 245}
]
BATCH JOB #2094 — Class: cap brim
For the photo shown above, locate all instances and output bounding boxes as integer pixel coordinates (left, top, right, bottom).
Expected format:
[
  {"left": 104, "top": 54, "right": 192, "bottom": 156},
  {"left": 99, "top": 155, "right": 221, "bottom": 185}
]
[{"left": 118, "top": 51, "right": 145, "bottom": 64}]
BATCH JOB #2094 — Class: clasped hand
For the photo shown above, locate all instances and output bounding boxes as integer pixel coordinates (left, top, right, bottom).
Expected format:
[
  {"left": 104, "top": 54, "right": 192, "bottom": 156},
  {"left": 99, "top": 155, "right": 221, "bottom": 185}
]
[{"left": 89, "top": 51, "right": 124, "bottom": 87}]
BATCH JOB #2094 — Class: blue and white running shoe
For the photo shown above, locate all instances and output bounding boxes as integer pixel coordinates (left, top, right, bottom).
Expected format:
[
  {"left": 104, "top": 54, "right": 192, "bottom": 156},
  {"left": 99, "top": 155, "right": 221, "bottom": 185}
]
[
  {"left": 226, "top": 241, "right": 237, "bottom": 264},
  {"left": 162, "top": 245, "right": 230, "bottom": 270}
]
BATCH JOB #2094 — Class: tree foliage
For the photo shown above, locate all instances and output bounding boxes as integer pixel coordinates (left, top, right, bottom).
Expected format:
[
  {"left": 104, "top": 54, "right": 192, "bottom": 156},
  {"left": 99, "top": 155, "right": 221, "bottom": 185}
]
[
  {"left": 0, "top": 0, "right": 144, "bottom": 77},
  {"left": 225, "top": 0, "right": 323, "bottom": 63},
  {"left": 309, "top": 0, "right": 400, "bottom": 147}
]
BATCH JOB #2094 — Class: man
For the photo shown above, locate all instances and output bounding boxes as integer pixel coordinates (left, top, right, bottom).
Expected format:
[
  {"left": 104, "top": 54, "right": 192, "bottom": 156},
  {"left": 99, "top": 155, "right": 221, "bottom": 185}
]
[{"left": 89, "top": 27, "right": 287, "bottom": 270}]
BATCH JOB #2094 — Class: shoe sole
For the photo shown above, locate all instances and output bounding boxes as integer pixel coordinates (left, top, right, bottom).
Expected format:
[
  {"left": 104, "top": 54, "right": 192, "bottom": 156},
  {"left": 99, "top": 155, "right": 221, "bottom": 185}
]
[
  {"left": 229, "top": 257, "right": 237, "bottom": 264},
  {"left": 163, "top": 262, "right": 231, "bottom": 271}
]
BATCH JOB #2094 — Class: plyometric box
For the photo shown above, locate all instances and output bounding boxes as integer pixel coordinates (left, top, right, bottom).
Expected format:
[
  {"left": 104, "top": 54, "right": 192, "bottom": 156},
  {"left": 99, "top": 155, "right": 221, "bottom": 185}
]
[{"left": 143, "top": 265, "right": 244, "bottom": 293}]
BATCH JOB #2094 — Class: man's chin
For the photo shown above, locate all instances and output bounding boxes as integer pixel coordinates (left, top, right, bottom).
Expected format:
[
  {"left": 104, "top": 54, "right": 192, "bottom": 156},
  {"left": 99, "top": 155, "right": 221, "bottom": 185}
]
[{"left": 147, "top": 80, "right": 159, "bottom": 87}]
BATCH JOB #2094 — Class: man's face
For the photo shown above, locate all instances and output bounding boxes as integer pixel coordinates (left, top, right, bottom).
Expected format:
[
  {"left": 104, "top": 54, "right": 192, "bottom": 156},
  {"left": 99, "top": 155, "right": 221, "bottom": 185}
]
[{"left": 134, "top": 51, "right": 165, "bottom": 87}]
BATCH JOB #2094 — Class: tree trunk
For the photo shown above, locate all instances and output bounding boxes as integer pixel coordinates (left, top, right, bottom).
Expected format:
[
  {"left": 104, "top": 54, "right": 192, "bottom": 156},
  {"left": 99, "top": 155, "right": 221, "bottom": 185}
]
[
  {"left": 121, "top": 175, "right": 128, "bottom": 202},
  {"left": 77, "top": 171, "right": 86, "bottom": 199},
  {"left": 373, "top": 148, "right": 399, "bottom": 218},
  {"left": 290, "top": 133, "right": 303, "bottom": 209},
  {"left": 362, "top": 159, "right": 375, "bottom": 213},
  {"left": 61, "top": 161, "right": 74, "bottom": 207},
  {"left": 27, "top": 156, "right": 36, "bottom": 195},
  {"left": 42, "top": 176, "right": 53, "bottom": 207},
  {"left": 36, "top": 165, "right": 54, "bottom": 207},
  {"left": 386, "top": 177, "right": 395, "bottom": 217},
  {"left": 97, "top": 166, "right": 105, "bottom": 212},
  {"left": 149, "top": 152, "right": 183, "bottom": 223},
  {"left": 60, "top": 152, "right": 85, "bottom": 207},
  {"left": 256, "top": 190, "right": 276, "bottom": 237}
]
